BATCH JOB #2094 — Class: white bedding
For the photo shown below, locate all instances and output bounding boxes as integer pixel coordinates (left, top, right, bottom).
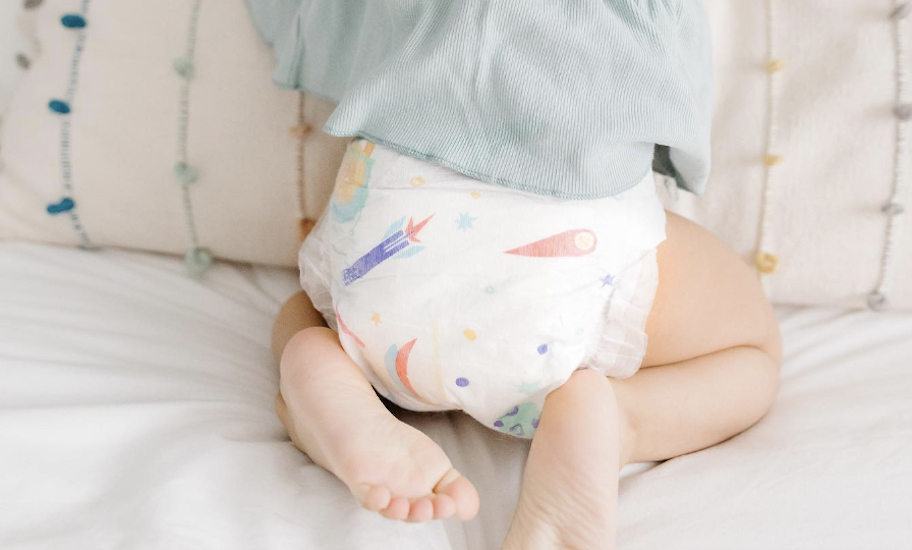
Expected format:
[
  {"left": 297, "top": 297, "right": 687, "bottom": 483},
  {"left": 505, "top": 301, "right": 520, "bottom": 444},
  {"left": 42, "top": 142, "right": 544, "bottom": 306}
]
[{"left": 1, "top": 242, "right": 910, "bottom": 550}]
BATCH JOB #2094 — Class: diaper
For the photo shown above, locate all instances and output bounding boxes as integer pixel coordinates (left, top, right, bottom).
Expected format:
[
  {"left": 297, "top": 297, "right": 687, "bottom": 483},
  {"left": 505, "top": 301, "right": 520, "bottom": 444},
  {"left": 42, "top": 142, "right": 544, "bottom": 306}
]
[{"left": 299, "top": 140, "right": 666, "bottom": 439}]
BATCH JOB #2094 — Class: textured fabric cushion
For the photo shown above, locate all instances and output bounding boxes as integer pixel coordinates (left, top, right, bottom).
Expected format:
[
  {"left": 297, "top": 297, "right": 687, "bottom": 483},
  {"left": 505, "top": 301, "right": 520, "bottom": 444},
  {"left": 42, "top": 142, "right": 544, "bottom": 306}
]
[
  {"left": 0, "top": 2, "right": 39, "bottom": 128},
  {"left": 0, "top": 0, "right": 348, "bottom": 268},
  {"left": 665, "top": 0, "right": 912, "bottom": 310}
]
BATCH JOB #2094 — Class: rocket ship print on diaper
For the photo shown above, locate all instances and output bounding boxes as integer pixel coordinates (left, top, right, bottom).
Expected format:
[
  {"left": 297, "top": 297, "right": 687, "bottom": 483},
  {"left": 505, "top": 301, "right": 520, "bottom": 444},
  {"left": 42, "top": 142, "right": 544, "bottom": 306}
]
[{"left": 342, "top": 215, "right": 434, "bottom": 286}]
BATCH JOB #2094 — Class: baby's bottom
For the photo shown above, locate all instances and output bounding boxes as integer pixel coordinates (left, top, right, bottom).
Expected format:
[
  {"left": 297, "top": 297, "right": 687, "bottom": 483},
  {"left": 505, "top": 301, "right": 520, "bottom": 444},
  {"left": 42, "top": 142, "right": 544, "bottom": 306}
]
[{"left": 273, "top": 211, "right": 781, "bottom": 550}]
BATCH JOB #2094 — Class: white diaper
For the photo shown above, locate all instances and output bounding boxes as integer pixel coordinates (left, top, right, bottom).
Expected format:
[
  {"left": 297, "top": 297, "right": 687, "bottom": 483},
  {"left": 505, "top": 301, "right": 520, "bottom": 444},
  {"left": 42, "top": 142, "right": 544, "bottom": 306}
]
[{"left": 299, "top": 140, "right": 666, "bottom": 438}]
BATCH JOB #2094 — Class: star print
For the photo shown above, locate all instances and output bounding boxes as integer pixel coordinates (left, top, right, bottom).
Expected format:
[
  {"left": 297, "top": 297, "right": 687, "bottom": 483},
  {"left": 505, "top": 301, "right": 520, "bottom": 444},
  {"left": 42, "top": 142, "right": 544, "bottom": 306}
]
[
  {"left": 370, "top": 313, "right": 381, "bottom": 325},
  {"left": 601, "top": 273, "right": 614, "bottom": 287},
  {"left": 455, "top": 213, "right": 477, "bottom": 231}
]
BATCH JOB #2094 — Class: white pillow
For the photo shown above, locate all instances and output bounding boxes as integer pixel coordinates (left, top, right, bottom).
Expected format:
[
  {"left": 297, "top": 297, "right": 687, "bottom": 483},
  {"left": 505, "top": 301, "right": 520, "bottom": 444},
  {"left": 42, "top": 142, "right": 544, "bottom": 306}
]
[
  {"left": 0, "top": 1, "right": 40, "bottom": 125},
  {"left": 0, "top": 0, "right": 348, "bottom": 269},
  {"left": 665, "top": 0, "right": 912, "bottom": 310}
]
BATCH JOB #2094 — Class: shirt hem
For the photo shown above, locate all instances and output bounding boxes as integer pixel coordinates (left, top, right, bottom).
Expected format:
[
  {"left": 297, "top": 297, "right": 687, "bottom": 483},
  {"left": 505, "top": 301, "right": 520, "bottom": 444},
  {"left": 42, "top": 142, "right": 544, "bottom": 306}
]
[{"left": 323, "top": 127, "right": 653, "bottom": 201}]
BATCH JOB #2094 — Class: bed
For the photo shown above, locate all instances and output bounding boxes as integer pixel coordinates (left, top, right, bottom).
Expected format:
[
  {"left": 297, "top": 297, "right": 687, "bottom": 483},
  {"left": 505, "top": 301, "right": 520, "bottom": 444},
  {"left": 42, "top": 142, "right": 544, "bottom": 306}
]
[{"left": 1, "top": 241, "right": 910, "bottom": 550}]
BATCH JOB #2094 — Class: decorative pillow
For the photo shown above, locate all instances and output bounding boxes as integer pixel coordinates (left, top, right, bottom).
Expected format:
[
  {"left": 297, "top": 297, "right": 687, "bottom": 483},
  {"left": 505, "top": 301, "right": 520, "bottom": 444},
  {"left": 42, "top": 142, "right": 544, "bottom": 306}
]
[
  {"left": 663, "top": 0, "right": 912, "bottom": 310},
  {"left": 0, "top": 1, "right": 40, "bottom": 127},
  {"left": 0, "top": 0, "right": 349, "bottom": 271}
]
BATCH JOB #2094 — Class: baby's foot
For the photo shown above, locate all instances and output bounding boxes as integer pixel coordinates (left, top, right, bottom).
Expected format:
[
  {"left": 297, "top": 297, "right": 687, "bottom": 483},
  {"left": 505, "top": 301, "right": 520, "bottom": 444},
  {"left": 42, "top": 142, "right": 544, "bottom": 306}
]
[
  {"left": 276, "top": 327, "right": 479, "bottom": 522},
  {"left": 501, "top": 369, "right": 623, "bottom": 550}
]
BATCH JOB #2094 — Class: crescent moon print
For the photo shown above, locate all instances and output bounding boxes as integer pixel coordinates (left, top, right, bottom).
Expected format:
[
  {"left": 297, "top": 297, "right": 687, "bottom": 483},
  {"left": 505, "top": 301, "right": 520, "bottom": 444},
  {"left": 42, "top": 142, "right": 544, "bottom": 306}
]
[
  {"left": 385, "top": 338, "right": 421, "bottom": 400},
  {"left": 396, "top": 338, "right": 420, "bottom": 399},
  {"left": 504, "top": 229, "right": 598, "bottom": 257}
]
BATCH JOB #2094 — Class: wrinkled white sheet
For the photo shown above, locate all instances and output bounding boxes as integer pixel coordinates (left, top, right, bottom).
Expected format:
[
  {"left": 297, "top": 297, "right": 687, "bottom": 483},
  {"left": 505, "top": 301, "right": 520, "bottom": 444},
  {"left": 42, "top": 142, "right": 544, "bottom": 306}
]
[{"left": 1, "top": 242, "right": 910, "bottom": 550}]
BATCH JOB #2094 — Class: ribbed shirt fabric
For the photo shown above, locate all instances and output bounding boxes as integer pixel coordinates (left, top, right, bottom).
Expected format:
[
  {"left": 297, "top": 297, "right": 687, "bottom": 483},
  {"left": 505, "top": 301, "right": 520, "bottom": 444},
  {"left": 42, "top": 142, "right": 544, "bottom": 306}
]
[{"left": 247, "top": 0, "right": 712, "bottom": 199}]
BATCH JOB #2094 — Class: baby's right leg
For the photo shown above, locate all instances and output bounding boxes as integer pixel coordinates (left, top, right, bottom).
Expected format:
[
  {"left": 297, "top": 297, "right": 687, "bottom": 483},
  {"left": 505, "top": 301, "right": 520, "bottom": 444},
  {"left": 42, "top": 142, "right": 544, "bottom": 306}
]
[{"left": 275, "top": 322, "right": 479, "bottom": 522}]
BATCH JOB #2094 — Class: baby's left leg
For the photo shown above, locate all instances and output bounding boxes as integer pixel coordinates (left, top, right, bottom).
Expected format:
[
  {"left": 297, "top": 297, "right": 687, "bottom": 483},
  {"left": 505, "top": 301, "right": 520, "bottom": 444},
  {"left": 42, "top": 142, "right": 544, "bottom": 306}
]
[{"left": 501, "top": 369, "right": 622, "bottom": 550}]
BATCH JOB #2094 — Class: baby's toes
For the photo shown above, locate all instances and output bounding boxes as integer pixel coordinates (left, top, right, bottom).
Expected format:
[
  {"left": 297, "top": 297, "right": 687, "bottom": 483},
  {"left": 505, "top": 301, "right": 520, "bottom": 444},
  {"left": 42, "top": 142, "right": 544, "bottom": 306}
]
[
  {"left": 361, "top": 484, "right": 391, "bottom": 511},
  {"left": 406, "top": 498, "right": 434, "bottom": 522},
  {"left": 431, "top": 494, "right": 456, "bottom": 519},
  {"left": 435, "top": 469, "right": 480, "bottom": 521},
  {"left": 380, "top": 496, "right": 410, "bottom": 521}
]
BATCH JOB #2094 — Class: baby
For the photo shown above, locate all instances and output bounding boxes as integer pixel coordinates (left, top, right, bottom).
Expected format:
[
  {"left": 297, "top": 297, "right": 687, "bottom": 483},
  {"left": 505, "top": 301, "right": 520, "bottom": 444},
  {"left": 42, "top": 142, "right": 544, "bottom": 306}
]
[{"left": 262, "top": 1, "right": 782, "bottom": 549}]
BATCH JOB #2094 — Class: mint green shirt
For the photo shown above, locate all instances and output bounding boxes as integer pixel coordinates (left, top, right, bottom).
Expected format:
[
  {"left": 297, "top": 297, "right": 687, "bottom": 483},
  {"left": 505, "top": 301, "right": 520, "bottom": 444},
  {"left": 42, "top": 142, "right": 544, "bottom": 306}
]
[{"left": 248, "top": 0, "right": 712, "bottom": 199}]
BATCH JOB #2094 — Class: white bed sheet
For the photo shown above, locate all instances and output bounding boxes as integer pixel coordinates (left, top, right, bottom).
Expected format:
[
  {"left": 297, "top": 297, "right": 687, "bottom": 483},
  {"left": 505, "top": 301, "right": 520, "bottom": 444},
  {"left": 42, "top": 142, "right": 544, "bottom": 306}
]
[{"left": 1, "top": 242, "right": 910, "bottom": 550}]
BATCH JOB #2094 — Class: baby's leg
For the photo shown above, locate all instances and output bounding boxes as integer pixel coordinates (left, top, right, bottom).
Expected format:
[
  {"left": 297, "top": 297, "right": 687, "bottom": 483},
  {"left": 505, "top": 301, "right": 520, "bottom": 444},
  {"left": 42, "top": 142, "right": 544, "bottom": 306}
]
[
  {"left": 273, "top": 298, "right": 479, "bottom": 522},
  {"left": 502, "top": 212, "right": 782, "bottom": 550},
  {"left": 502, "top": 369, "right": 623, "bottom": 549}
]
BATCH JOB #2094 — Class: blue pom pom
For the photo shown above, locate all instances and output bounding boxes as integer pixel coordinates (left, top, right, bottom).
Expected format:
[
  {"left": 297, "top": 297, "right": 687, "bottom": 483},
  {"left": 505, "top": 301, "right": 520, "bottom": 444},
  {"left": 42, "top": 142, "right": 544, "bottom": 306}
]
[
  {"left": 173, "top": 162, "right": 199, "bottom": 185},
  {"left": 173, "top": 58, "right": 195, "bottom": 80},
  {"left": 46, "top": 197, "right": 75, "bottom": 214},
  {"left": 61, "top": 14, "right": 87, "bottom": 28},
  {"left": 185, "top": 247, "right": 213, "bottom": 277},
  {"left": 48, "top": 99, "right": 71, "bottom": 114}
]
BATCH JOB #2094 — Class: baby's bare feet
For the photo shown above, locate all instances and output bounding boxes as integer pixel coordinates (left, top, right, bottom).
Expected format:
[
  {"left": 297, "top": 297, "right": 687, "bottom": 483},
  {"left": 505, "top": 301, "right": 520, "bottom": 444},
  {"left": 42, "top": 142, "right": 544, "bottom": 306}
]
[
  {"left": 276, "top": 327, "right": 479, "bottom": 522},
  {"left": 501, "top": 369, "right": 623, "bottom": 550}
]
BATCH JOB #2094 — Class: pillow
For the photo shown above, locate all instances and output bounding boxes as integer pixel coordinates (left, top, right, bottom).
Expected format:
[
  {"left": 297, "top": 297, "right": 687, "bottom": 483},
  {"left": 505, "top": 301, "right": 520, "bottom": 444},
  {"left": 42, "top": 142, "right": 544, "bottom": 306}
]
[
  {"left": 0, "top": 1, "right": 40, "bottom": 128},
  {"left": 0, "top": 0, "right": 349, "bottom": 271},
  {"left": 662, "top": 0, "right": 912, "bottom": 310}
]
